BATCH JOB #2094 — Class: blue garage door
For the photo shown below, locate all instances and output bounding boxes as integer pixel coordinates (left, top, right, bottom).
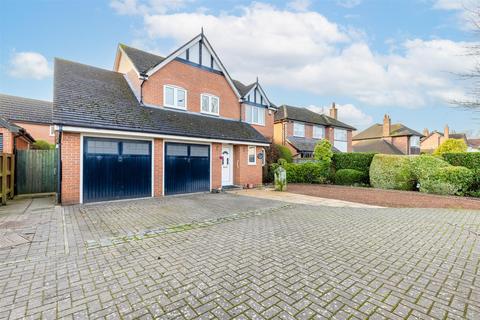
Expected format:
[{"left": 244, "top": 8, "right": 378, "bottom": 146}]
[
  {"left": 165, "top": 143, "right": 210, "bottom": 195},
  {"left": 83, "top": 138, "right": 151, "bottom": 203}
]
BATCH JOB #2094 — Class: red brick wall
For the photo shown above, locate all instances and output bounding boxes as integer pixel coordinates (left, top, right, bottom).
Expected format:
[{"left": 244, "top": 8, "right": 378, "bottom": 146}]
[
  {"left": 153, "top": 139, "right": 163, "bottom": 196},
  {"left": 0, "top": 128, "right": 13, "bottom": 153},
  {"left": 241, "top": 104, "right": 274, "bottom": 141},
  {"left": 14, "top": 122, "right": 54, "bottom": 144},
  {"left": 392, "top": 136, "right": 409, "bottom": 155},
  {"left": 233, "top": 145, "right": 263, "bottom": 186},
  {"left": 211, "top": 143, "right": 222, "bottom": 190},
  {"left": 61, "top": 132, "right": 81, "bottom": 205},
  {"left": 143, "top": 60, "right": 241, "bottom": 120},
  {"left": 15, "top": 137, "right": 30, "bottom": 150}
]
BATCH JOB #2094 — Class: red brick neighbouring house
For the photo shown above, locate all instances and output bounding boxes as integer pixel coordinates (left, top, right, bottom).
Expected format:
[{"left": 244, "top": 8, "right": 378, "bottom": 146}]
[
  {"left": 353, "top": 115, "right": 423, "bottom": 155},
  {"left": 0, "top": 94, "right": 54, "bottom": 145},
  {"left": 420, "top": 126, "right": 469, "bottom": 153},
  {"left": 53, "top": 33, "right": 275, "bottom": 204},
  {"left": 273, "top": 103, "right": 355, "bottom": 158},
  {"left": 0, "top": 117, "right": 35, "bottom": 153}
]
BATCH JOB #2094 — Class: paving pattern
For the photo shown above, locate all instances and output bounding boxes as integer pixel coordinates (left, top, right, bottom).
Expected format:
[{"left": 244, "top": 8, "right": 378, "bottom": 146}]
[{"left": 0, "top": 193, "right": 479, "bottom": 319}]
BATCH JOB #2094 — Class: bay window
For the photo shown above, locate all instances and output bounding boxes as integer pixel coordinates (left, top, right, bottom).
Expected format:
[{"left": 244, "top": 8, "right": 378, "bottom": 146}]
[{"left": 334, "top": 128, "right": 348, "bottom": 152}]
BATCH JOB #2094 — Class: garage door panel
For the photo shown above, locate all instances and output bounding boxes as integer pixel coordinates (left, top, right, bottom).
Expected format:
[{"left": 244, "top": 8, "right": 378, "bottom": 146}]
[
  {"left": 165, "top": 143, "right": 210, "bottom": 195},
  {"left": 83, "top": 138, "right": 151, "bottom": 203}
]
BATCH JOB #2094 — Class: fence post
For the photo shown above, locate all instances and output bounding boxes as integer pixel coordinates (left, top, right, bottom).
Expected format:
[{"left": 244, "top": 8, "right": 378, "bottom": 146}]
[
  {"left": 1, "top": 154, "right": 6, "bottom": 205},
  {"left": 9, "top": 155, "right": 15, "bottom": 199}
]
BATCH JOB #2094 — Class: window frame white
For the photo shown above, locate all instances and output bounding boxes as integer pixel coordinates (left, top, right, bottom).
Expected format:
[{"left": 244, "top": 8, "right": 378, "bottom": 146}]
[
  {"left": 293, "top": 122, "right": 305, "bottom": 137},
  {"left": 49, "top": 125, "right": 55, "bottom": 137},
  {"left": 200, "top": 93, "right": 220, "bottom": 116},
  {"left": 313, "top": 125, "right": 325, "bottom": 139},
  {"left": 410, "top": 136, "right": 420, "bottom": 148},
  {"left": 248, "top": 146, "right": 256, "bottom": 165},
  {"left": 163, "top": 85, "right": 187, "bottom": 110},
  {"left": 334, "top": 128, "right": 348, "bottom": 152},
  {"left": 245, "top": 104, "right": 265, "bottom": 126}
]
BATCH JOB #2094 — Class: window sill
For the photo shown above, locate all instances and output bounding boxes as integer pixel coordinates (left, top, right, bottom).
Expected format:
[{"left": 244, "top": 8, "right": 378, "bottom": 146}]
[
  {"left": 164, "top": 104, "right": 187, "bottom": 111},
  {"left": 201, "top": 111, "right": 219, "bottom": 117},
  {"left": 248, "top": 163, "right": 256, "bottom": 166}
]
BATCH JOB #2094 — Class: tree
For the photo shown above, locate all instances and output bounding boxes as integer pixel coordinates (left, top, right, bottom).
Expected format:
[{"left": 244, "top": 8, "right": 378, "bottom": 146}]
[
  {"left": 32, "top": 140, "right": 55, "bottom": 150},
  {"left": 433, "top": 139, "right": 468, "bottom": 156},
  {"left": 313, "top": 139, "right": 333, "bottom": 164}
]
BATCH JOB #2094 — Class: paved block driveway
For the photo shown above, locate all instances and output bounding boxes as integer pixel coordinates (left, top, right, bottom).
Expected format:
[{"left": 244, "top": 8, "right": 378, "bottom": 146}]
[{"left": 0, "top": 193, "right": 480, "bottom": 319}]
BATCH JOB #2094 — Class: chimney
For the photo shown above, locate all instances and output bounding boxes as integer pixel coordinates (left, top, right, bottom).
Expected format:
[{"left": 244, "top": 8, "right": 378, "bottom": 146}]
[
  {"left": 383, "top": 114, "right": 391, "bottom": 137},
  {"left": 444, "top": 125, "right": 449, "bottom": 139},
  {"left": 329, "top": 102, "right": 338, "bottom": 120},
  {"left": 423, "top": 128, "right": 429, "bottom": 137}
]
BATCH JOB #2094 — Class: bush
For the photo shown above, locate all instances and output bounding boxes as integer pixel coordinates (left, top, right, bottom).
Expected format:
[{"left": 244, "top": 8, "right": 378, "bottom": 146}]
[
  {"left": 332, "top": 152, "right": 376, "bottom": 176},
  {"left": 410, "top": 155, "right": 450, "bottom": 182},
  {"left": 420, "top": 166, "right": 474, "bottom": 196},
  {"left": 313, "top": 139, "right": 333, "bottom": 164},
  {"left": 369, "top": 154, "right": 415, "bottom": 190},
  {"left": 433, "top": 139, "right": 467, "bottom": 156},
  {"left": 276, "top": 144, "right": 293, "bottom": 163},
  {"left": 334, "top": 169, "right": 367, "bottom": 186},
  {"left": 442, "top": 153, "right": 480, "bottom": 192},
  {"left": 282, "top": 161, "right": 330, "bottom": 184},
  {"left": 32, "top": 140, "right": 54, "bottom": 150}
]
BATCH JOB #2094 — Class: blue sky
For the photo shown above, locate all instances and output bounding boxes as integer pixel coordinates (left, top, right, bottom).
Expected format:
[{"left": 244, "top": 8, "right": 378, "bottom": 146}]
[{"left": 0, "top": 0, "right": 478, "bottom": 135}]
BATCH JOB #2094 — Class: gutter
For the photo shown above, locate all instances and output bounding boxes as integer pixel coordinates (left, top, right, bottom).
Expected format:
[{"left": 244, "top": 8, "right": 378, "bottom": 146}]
[
  {"left": 139, "top": 73, "right": 148, "bottom": 104},
  {"left": 56, "top": 125, "right": 62, "bottom": 204}
]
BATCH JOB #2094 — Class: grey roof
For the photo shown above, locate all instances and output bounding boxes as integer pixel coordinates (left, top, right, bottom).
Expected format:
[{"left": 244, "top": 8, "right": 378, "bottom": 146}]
[
  {"left": 422, "top": 130, "right": 467, "bottom": 142},
  {"left": 353, "top": 123, "right": 422, "bottom": 140},
  {"left": 275, "top": 105, "right": 355, "bottom": 130},
  {"left": 287, "top": 136, "right": 340, "bottom": 153},
  {"left": 352, "top": 139, "right": 403, "bottom": 155},
  {"left": 53, "top": 59, "right": 268, "bottom": 144},
  {"left": 232, "top": 80, "right": 255, "bottom": 97},
  {"left": 119, "top": 44, "right": 165, "bottom": 74},
  {"left": 0, "top": 93, "right": 52, "bottom": 124}
]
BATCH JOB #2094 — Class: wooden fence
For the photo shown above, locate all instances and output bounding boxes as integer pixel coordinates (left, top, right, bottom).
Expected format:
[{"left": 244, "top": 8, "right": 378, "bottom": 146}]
[
  {"left": 16, "top": 149, "right": 57, "bottom": 195},
  {"left": 0, "top": 153, "right": 15, "bottom": 205}
]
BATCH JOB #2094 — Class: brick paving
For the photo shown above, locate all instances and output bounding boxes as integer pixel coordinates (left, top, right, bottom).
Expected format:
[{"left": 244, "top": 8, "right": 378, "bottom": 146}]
[{"left": 0, "top": 193, "right": 480, "bottom": 319}]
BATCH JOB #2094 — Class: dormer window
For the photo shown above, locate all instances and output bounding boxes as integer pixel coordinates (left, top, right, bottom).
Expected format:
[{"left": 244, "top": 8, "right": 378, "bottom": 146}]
[
  {"left": 293, "top": 122, "right": 305, "bottom": 137},
  {"left": 245, "top": 105, "right": 265, "bottom": 126},
  {"left": 201, "top": 94, "right": 219, "bottom": 115},
  {"left": 164, "top": 85, "right": 187, "bottom": 110}
]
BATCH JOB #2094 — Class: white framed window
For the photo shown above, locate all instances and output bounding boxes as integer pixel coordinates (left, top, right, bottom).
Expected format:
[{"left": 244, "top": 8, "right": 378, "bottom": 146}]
[
  {"left": 410, "top": 136, "right": 420, "bottom": 148},
  {"left": 334, "top": 128, "right": 348, "bottom": 152},
  {"left": 293, "top": 122, "right": 305, "bottom": 137},
  {"left": 164, "top": 85, "right": 187, "bottom": 109},
  {"left": 49, "top": 125, "right": 55, "bottom": 136},
  {"left": 313, "top": 125, "right": 325, "bottom": 139},
  {"left": 200, "top": 94, "right": 220, "bottom": 115},
  {"left": 248, "top": 146, "right": 256, "bottom": 165},
  {"left": 245, "top": 105, "right": 265, "bottom": 126}
]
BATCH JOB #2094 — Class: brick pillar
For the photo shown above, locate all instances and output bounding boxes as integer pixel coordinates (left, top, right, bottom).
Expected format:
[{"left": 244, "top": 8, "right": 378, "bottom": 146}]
[
  {"left": 61, "top": 132, "right": 81, "bottom": 205},
  {"left": 153, "top": 138, "right": 163, "bottom": 197}
]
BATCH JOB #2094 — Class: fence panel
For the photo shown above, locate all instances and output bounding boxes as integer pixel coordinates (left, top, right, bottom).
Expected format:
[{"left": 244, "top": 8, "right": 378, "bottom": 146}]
[
  {"left": 0, "top": 153, "right": 15, "bottom": 205},
  {"left": 16, "top": 149, "right": 57, "bottom": 195}
]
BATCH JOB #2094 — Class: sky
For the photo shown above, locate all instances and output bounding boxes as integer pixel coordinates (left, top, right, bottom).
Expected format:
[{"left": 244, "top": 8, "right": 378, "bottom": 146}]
[{"left": 0, "top": 0, "right": 479, "bottom": 135}]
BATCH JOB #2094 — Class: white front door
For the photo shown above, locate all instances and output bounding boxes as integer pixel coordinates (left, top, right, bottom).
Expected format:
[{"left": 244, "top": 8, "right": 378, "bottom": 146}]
[{"left": 221, "top": 145, "right": 233, "bottom": 186}]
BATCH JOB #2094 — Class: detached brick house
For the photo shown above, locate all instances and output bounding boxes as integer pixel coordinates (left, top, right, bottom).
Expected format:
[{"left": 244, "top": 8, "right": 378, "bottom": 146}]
[
  {"left": 53, "top": 32, "right": 276, "bottom": 204},
  {"left": 353, "top": 115, "right": 423, "bottom": 155},
  {"left": 274, "top": 103, "right": 355, "bottom": 157},
  {"left": 0, "top": 94, "right": 54, "bottom": 153},
  {"left": 420, "top": 126, "right": 468, "bottom": 153}
]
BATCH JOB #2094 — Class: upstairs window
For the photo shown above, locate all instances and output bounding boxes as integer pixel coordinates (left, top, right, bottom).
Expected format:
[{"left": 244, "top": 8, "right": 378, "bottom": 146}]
[
  {"left": 245, "top": 105, "right": 265, "bottom": 126},
  {"left": 410, "top": 136, "right": 421, "bottom": 154},
  {"left": 313, "top": 125, "right": 325, "bottom": 139},
  {"left": 201, "top": 94, "right": 220, "bottom": 115},
  {"left": 334, "top": 128, "right": 348, "bottom": 152},
  {"left": 293, "top": 122, "right": 305, "bottom": 137},
  {"left": 164, "top": 85, "right": 187, "bottom": 109}
]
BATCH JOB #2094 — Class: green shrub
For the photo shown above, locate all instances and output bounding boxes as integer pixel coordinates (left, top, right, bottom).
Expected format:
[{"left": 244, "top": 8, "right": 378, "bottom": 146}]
[
  {"left": 433, "top": 139, "right": 467, "bottom": 156},
  {"left": 332, "top": 152, "right": 376, "bottom": 176},
  {"left": 334, "top": 169, "right": 367, "bottom": 186},
  {"left": 419, "top": 166, "right": 474, "bottom": 196},
  {"left": 313, "top": 139, "right": 333, "bottom": 165},
  {"left": 276, "top": 144, "right": 293, "bottom": 163},
  {"left": 32, "top": 140, "right": 54, "bottom": 150},
  {"left": 283, "top": 161, "right": 330, "bottom": 184},
  {"left": 442, "top": 152, "right": 480, "bottom": 169},
  {"left": 410, "top": 155, "right": 450, "bottom": 182},
  {"left": 369, "top": 154, "right": 415, "bottom": 190}
]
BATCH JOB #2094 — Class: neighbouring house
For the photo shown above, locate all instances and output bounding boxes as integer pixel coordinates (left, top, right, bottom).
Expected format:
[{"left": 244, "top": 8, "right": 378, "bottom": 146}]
[
  {"left": 0, "top": 117, "right": 35, "bottom": 153},
  {"left": 273, "top": 103, "right": 356, "bottom": 158},
  {"left": 53, "top": 32, "right": 276, "bottom": 205},
  {"left": 0, "top": 94, "right": 54, "bottom": 146},
  {"left": 353, "top": 115, "right": 423, "bottom": 155},
  {"left": 468, "top": 138, "right": 480, "bottom": 152},
  {"left": 420, "top": 126, "right": 469, "bottom": 153}
]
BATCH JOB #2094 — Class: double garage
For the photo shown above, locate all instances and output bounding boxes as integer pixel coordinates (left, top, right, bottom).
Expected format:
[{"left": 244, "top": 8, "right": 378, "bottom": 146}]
[{"left": 82, "top": 137, "right": 210, "bottom": 203}]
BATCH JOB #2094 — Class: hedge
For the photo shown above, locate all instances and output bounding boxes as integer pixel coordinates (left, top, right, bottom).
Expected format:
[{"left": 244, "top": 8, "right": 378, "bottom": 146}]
[
  {"left": 334, "top": 169, "right": 367, "bottom": 186},
  {"left": 419, "top": 166, "right": 474, "bottom": 196},
  {"left": 369, "top": 154, "right": 415, "bottom": 190},
  {"left": 332, "top": 152, "right": 376, "bottom": 176},
  {"left": 411, "top": 155, "right": 450, "bottom": 182},
  {"left": 282, "top": 161, "right": 330, "bottom": 184},
  {"left": 442, "top": 153, "right": 480, "bottom": 169}
]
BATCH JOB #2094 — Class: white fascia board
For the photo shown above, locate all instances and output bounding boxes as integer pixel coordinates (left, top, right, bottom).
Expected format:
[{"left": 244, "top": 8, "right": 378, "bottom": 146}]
[{"left": 56, "top": 125, "right": 270, "bottom": 147}]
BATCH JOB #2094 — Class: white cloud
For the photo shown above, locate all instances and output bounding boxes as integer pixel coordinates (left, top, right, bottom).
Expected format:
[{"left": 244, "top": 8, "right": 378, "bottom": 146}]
[
  {"left": 307, "top": 104, "right": 374, "bottom": 129},
  {"left": 117, "top": 2, "right": 475, "bottom": 109},
  {"left": 432, "top": 0, "right": 476, "bottom": 30},
  {"left": 336, "top": 0, "right": 362, "bottom": 8},
  {"left": 433, "top": 0, "right": 464, "bottom": 10},
  {"left": 9, "top": 52, "right": 52, "bottom": 80},
  {"left": 287, "top": 0, "right": 311, "bottom": 12},
  {"left": 110, "top": 0, "right": 189, "bottom": 15}
]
